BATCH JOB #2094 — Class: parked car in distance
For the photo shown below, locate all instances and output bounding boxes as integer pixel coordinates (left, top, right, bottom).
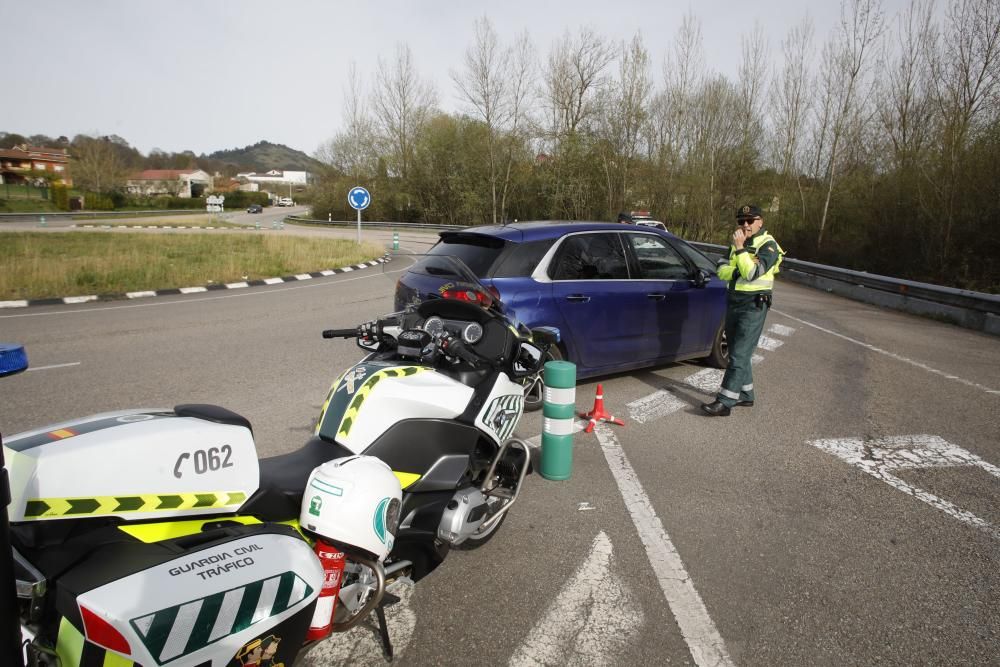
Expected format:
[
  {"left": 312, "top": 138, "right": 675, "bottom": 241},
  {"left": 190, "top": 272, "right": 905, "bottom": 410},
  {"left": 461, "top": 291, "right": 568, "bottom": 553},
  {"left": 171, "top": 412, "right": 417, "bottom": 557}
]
[
  {"left": 394, "top": 221, "right": 728, "bottom": 381},
  {"left": 247, "top": 204, "right": 263, "bottom": 213},
  {"left": 635, "top": 220, "right": 667, "bottom": 231},
  {"left": 277, "top": 197, "right": 294, "bottom": 207}
]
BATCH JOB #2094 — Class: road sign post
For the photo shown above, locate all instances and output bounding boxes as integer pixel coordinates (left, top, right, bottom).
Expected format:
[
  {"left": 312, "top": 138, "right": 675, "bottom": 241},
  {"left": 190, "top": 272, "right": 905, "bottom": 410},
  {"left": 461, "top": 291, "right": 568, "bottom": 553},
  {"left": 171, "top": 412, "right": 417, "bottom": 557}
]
[
  {"left": 348, "top": 186, "right": 371, "bottom": 244},
  {"left": 393, "top": 232, "right": 399, "bottom": 251}
]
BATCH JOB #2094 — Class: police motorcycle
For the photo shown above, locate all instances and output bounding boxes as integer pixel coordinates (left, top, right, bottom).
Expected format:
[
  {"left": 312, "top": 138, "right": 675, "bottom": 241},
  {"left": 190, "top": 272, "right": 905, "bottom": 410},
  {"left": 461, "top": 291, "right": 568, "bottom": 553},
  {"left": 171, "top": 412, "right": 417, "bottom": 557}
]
[
  {"left": 317, "top": 254, "right": 558, "bottom": 580},
  {"left": 0, "top": 343, "right": 409, "bottom": 666}
]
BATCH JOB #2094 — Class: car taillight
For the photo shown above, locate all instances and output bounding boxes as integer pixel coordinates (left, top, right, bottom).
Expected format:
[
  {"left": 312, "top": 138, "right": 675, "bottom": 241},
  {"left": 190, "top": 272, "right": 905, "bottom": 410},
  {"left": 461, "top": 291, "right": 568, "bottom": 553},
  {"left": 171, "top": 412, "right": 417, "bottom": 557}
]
[{"left": 441, "top": 288, "right": 494, "bottom": 309}]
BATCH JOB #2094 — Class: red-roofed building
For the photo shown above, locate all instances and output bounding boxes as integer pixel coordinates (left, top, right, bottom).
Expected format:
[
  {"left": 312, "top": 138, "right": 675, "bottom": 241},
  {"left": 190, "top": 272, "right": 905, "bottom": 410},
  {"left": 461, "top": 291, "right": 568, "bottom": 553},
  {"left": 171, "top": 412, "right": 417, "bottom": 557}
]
[
  {"left": 0, "top": 144, "right": 72, "bottom": 185},
  {"left": 126, "top": 169, "right": 212, "bottom": 197}
]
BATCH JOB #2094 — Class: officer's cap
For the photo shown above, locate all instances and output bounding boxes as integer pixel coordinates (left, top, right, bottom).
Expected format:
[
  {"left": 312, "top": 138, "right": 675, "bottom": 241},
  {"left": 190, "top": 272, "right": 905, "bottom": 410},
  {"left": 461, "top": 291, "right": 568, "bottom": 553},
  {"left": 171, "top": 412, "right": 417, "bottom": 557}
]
[{"left": 736, "top": 204, "right": 762, "bottom": 220}]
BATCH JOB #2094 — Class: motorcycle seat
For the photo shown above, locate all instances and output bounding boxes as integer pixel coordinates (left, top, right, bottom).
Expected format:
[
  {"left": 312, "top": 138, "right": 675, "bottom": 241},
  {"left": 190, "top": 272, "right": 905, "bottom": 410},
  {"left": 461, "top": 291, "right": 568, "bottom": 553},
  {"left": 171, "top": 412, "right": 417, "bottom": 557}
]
[
  {"left": 175, "top": 403, "right": 253, "bottom": 432},
  {"left": 243, "top": 436, "right": 352, "bottom": 521}
]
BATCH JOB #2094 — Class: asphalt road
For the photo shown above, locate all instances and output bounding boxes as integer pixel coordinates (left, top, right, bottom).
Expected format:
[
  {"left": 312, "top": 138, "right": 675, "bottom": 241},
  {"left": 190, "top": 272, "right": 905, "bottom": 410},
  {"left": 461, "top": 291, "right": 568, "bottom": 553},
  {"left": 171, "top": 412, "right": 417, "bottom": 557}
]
[{"left": 1, "top": 227, "right": 998, "bottom": 666}]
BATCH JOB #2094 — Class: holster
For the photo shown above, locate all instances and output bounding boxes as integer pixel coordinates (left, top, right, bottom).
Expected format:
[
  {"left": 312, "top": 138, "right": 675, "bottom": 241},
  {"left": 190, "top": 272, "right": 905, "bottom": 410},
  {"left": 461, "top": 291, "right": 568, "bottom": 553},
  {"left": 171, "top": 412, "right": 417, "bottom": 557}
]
[{"left": 754, "top": 293, "right": 773, "bottom": 309}]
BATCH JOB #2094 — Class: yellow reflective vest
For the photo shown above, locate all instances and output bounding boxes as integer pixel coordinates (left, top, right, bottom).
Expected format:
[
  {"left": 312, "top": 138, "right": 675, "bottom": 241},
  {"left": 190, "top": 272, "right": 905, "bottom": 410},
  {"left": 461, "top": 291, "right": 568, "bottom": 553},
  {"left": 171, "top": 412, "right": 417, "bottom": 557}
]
[{"left": 717, "top": 231, "right": 784, "bottom": 293}]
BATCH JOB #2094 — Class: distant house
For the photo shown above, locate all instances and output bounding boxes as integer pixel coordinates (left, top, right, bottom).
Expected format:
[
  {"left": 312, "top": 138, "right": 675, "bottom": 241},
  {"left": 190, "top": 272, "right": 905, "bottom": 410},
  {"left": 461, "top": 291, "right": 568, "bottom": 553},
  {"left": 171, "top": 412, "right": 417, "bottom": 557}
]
[
  {"left": 0, "top": 144, "right": 72, "bottom": 185},
  {"left": 236, "top": 169, "right": 310, "bottom": 187},
  {"left": 126, "top": 169, "right": 212, "bottom": 198}
]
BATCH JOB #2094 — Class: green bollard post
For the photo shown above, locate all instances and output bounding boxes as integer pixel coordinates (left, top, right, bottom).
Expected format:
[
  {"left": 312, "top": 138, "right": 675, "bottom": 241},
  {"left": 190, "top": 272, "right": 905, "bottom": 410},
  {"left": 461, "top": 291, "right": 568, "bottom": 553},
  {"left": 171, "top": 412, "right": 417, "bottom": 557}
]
[
  {"left": 39, "top": 215, "right": 46, "bottom": 227},
  {"left": 393, "top": 231, "right": 399, "bottom": 251},
  {"left": 540, "top": 360, "right": 577, "bottom": 480}
]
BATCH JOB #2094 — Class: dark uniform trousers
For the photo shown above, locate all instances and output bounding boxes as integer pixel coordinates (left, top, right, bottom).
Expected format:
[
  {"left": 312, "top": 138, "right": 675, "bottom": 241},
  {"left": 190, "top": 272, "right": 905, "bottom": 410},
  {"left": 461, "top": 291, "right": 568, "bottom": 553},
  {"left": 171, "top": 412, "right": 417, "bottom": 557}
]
[{"left": 718, "top": 296, "right": 769, "bottom": 407}]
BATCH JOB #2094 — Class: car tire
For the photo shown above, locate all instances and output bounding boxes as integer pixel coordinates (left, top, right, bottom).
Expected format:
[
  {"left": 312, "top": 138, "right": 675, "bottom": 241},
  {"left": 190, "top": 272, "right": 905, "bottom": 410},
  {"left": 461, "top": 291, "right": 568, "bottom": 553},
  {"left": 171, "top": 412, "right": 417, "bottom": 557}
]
[
  {"left": 522, "top": 344, "right": 564, "bottom": 413},
  {"left": 703, "top": 324, "right": 728, "bottom": 368}
]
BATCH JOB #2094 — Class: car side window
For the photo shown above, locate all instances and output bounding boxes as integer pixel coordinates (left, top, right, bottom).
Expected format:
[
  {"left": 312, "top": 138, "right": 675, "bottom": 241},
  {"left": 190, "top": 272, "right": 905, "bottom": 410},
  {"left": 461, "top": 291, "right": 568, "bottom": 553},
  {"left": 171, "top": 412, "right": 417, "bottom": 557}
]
[
  {"left": 672, "top": 239, "right": 716, "bottom": 274},
  {"left": 550, "top": 233, "right": 629, "bottom": 280},
  {"left": 626, "top": 233, "right": 691, "bottom": 280}
]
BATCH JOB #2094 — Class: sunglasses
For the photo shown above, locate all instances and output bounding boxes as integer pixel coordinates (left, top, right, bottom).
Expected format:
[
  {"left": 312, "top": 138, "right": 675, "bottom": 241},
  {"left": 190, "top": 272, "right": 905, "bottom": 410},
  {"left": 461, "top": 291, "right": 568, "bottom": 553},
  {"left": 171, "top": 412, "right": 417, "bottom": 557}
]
[{"left": 736, "top": 218, "right": 758, "bottom": 226}]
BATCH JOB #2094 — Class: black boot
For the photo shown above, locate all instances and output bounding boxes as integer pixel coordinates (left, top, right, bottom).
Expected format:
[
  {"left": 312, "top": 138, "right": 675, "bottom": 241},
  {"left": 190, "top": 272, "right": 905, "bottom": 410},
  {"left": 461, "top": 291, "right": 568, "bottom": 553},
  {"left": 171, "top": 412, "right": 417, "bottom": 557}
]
[{"left": 701, "top": 400, "right": 731, "bottom": 416}]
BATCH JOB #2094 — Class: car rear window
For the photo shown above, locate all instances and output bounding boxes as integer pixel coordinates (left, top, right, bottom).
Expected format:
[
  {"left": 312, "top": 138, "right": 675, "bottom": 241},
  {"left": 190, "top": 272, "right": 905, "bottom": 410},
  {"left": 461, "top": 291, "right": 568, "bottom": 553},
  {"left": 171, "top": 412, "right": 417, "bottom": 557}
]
[
  {"left": 429, "top": 233, "right": 506, "bottom": 276},
  {"left": 492, "top": 239, "right": 555, "bottom": 278}
]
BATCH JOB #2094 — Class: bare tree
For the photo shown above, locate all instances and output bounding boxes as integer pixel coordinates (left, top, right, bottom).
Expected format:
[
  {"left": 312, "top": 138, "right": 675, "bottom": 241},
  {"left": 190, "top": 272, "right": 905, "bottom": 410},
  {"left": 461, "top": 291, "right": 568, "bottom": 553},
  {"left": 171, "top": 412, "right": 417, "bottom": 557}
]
[
  {"left": 814, "top": 0, "right": 886, "bottom": 251},
  {"left": 372, "top": 44, "right": 437, "bottom": 180},
  {"left": 735, "top": 23, "right": 769, "bottom": 194},
  {"left": 924, "top": 0, "right": 1000, "bottom": 265},
  {"left": 768, "top": 18, "right": 814, "bottom": 227},
  {"left": 70, "top": 135, "right": 130, "bottom": 193},
  {"left": 541, "top": 27, "right": 615, "bottom": 138},
  {"left": 316, "top": 62, "right": 379, "bottom": 180},
  {"left": 596, "top": 34, "right": 651, "bottom": 216},
  {"left": 452, "top": 17, "right": 536, "bottom": 225}
]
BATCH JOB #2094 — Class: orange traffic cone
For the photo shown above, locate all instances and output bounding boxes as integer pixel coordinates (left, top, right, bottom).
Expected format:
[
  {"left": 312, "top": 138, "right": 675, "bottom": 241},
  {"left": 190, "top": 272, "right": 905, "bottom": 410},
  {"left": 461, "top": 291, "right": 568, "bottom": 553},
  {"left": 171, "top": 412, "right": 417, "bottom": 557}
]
[{"left": 580, "top": 384, "right": 625, "bottom": 433}]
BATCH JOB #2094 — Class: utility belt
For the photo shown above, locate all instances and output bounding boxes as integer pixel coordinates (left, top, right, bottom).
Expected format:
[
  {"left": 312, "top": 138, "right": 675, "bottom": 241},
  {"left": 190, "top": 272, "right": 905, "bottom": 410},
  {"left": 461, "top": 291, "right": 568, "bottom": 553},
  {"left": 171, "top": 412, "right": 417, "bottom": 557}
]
[{"left": 753, "top": 293, "right": 773, "bottom": 309}]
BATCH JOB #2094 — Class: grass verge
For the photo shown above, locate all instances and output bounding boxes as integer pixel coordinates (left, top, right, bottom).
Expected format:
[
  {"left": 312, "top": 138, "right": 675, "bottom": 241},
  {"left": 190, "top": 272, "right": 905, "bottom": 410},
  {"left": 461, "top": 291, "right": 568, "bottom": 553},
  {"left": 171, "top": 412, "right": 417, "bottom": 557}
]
[{"left": 0, "top": 232, "right": 385, "bottom": 300}]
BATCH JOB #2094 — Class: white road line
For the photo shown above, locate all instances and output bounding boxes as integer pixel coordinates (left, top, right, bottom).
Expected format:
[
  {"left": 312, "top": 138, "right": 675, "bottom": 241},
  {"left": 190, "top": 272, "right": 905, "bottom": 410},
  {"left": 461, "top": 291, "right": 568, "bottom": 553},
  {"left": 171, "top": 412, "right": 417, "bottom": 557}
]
[
  {"left": 27, "top": 362, "right": 81, "bottom": 372},
  {"left": 627, "top": 389, "right": 686, "bottom": 423},
  {"left": 773, "top": 309, "right": 1000, "bottom": 395},
  {"left": 809, "top": 435, "right": 1000, "bottom": 539},
  {"left": 510, "top": 531, "right": 643, "bottom": 667},
  {"left": 594, "top": 424, "right": 733, "bottom": 667},
  {"left": 768, "top": 323, "right": 796, "bottom": 337},
  {"left": 756, "top": 335, "right": 783, "bottom": 351},
  {"left": 686, "top": 368, "right": 724, "bottom": 394}
]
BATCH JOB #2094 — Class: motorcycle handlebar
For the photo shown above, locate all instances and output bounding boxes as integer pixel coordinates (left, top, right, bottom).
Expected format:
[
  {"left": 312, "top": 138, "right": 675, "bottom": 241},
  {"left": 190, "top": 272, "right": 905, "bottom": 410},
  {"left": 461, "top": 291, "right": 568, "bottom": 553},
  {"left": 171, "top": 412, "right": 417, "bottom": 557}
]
[
  {"left": 322, "top": 328, "right": 359, "bottom": 339},
  {"left": 441, "top": 336, "right": 480, "bottom": 366}
]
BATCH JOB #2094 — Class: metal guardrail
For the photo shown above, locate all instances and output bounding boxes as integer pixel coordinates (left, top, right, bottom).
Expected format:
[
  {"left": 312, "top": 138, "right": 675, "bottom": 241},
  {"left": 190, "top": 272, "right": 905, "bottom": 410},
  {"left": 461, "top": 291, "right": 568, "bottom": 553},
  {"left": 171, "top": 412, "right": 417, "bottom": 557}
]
[
  {"left": 0, "top": 209, "right": 208, "bottom": 222},
  {"left": 285, "top": 216, "right": 1000, "bottom": 336}
]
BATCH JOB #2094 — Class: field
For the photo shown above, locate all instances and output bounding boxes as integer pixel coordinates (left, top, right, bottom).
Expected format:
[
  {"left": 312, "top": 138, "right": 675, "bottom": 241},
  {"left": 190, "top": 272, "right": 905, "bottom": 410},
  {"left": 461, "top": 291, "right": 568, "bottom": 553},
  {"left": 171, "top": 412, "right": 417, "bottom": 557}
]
[{"left": 0, "top": 232, "right": 385, "bottom": 300}]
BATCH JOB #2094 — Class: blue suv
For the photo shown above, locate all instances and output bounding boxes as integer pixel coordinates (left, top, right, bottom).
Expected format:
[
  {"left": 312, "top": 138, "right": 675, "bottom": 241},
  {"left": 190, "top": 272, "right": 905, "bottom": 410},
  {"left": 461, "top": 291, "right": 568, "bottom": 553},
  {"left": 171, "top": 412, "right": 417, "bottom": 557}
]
[{"left": 395, "top": 222, "right": 728, "bottom": 381}]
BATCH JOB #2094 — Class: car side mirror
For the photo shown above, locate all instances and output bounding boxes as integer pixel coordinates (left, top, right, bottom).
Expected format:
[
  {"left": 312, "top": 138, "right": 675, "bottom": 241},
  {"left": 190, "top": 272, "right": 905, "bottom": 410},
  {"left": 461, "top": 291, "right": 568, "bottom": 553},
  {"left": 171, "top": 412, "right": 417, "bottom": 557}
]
[{"left": 692, "top": 269, "right": 709, "bottom": 288}]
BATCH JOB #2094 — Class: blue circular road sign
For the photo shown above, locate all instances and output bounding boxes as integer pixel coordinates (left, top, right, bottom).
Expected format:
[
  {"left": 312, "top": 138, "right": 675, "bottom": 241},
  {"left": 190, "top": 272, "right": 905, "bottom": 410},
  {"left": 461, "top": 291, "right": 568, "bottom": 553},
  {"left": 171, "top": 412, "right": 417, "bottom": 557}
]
[{"left": 348, "top": 186, "right": 371, "bottom": 211}]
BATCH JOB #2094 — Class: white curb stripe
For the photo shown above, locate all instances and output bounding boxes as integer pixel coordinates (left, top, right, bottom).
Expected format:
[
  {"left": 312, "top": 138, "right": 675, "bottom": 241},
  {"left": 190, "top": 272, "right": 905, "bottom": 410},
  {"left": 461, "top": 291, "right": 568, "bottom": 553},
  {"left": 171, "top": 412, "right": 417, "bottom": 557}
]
[
  {"left": 127, "top": 291, "right": 157, "bottom": 299},
  {"left": 63, "top": 295, "right": 97, "bottom": 304},
  {"left": 319, "top": 270, "right": 335, "bottom": 276},
  {"left": 773, "top": 310, "right": 1000, "bottom": 395},
  {"left": 179, "top": 286, "right": 208, "bottom": 294},
  {"left": 294, "top": 273, "right": 312, "bottom": 281},
  {"left": 263, "top": 277, "right": 284, "bottom": 285},
  {"left": 0, "top": 300, "right": 29, "bottom": 308},
  {"left": 225, "top": 281, "right": 249, "bottom": 289},
  {"left": 595, "top": 424, "right": 733, "bottom": 667}
]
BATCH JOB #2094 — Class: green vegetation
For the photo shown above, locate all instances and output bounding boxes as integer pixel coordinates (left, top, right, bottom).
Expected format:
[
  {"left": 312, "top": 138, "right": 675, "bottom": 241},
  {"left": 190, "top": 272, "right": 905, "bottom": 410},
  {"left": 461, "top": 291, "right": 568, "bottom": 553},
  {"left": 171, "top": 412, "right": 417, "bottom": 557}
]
[{"left": 0, "top": 232, "right": 384, "bottom": 300}]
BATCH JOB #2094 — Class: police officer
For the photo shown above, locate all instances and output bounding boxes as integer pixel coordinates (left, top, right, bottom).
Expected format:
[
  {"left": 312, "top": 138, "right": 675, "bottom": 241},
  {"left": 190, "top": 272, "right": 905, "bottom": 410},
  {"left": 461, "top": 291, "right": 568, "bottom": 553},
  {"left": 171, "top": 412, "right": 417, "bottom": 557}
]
[
  {"left": 702, "top": 204, "right": 784, "bottom": 417},
  {"left": 617, "top": 212, "right": 632, "bottom": 223}
]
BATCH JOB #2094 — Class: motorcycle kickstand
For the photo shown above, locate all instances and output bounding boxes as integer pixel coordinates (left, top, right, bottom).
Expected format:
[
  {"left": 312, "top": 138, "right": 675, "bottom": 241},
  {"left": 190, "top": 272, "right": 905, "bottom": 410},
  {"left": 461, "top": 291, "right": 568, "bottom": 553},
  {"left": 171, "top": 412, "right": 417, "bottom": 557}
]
[{"left": 375, "top": 603, "right": 393, "bottom": 660}]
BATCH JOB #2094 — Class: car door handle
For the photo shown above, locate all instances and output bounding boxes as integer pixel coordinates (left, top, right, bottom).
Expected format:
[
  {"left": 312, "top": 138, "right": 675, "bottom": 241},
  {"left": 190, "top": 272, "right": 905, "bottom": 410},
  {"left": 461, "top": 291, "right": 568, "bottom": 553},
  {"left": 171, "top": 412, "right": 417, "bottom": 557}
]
[
  {"left": 646, "top": 293, "right": 667, "bottom": 301},
  {"left": 565, "top": 294, "right": 591, "bottom": 303}
]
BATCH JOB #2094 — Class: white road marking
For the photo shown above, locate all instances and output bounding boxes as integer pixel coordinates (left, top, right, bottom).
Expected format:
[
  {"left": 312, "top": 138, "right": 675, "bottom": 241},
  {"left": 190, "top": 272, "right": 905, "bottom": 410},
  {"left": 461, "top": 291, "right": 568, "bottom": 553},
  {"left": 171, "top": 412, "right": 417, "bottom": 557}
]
[
  {"left": 756, "top": 335, "right": 783, "bottom": 351},
  {"left": 594, "top": 424, "right": 733, "bottom": 667},
  {"left": 686, "top": 368, "right": 724, "bottom": 394},
  {"left": 63, "top": 295, "right": 97, "bottom": 304},
  {"left": 302, "top": 576, "right": 416, "bottom": 666},
  {"left": 27, "top": 362, "right": 81, "bottom": 372},
  {"left": 809, "top": 435, "right": 1000, "bottom": 539},
  {"left": 179, "top": 286, "right": 207, "bottom": 294},
  {"left": 627, "top": 389, "right": 686, "bottom": 423},
  {"left": 769, "top": 323, "right": 796, "bottom": 337},
  {"left": 509, "top": 531, "right": 643, "bottom": 667},
  {"left": 773, "top": 309, "right": 1000, "bottom": 395}
]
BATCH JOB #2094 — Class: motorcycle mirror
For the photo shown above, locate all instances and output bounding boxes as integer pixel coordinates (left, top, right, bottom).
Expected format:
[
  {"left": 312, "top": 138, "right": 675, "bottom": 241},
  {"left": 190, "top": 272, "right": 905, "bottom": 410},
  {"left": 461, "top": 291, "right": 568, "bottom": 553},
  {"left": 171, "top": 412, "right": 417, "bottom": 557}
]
[
  {"left": 511, "top": 342, "right": 544, "bottom": 378},
  {"left": 0, "top": 344, "right": 28, "bottom": 377}
]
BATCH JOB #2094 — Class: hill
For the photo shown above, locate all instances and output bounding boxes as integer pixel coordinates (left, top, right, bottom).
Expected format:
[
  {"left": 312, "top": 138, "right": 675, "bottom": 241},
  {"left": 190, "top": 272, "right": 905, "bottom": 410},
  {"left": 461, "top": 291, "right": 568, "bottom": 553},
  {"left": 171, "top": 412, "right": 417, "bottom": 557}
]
[{"left": 205, "top": 141, "right": 324, "bottom": 172}]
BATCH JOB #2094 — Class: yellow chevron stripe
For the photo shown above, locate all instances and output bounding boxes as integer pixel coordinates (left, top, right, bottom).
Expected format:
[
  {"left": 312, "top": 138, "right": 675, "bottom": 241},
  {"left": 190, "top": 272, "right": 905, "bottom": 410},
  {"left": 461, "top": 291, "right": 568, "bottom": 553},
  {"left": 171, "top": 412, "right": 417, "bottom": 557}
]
[
  {"left": 103, "top": 650, "right": 134, "bottom": 666},
  {"left": 56, "top": 616, "right": 85, "bottom": 666},
  {"left": 336, "top": 366, "right": 424, "bottom": 438},
  {"left": 315, "top": 369, "right": 349, "bottom": 434},
  {"left": 119, "top": 516, "right": 262, "bottom": 543},
  {"left": 25, "top": 491, "right": 247, "bottom": 518},
  {"left": 393, "top": 471, "right": 422, "bottom": 489}
]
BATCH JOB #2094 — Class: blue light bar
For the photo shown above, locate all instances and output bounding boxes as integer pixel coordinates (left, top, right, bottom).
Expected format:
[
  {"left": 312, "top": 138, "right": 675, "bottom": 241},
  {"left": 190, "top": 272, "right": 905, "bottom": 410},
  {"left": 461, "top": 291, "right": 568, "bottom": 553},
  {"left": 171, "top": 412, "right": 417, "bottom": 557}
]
[{"left": 0, "top": 343, "right": 29, "bottom": 377}]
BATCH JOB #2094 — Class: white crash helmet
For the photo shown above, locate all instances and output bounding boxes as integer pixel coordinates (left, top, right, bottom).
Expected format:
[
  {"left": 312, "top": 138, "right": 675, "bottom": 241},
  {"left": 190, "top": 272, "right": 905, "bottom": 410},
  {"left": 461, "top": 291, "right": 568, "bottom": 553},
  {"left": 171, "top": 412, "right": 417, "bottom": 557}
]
[{"left": 299, "top": 455, "right": 402, "bottom": 561}]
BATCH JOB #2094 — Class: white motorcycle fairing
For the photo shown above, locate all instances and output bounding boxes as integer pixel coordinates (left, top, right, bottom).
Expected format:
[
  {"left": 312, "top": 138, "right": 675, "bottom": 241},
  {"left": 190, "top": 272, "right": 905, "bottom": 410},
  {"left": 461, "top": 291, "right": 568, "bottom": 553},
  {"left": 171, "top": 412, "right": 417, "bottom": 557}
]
[
  {"left": 4, "top": 408, "right": 259, "bottom": 523},
  {"left": 315, "top": 360, "right": 474, "bottom": 454}
]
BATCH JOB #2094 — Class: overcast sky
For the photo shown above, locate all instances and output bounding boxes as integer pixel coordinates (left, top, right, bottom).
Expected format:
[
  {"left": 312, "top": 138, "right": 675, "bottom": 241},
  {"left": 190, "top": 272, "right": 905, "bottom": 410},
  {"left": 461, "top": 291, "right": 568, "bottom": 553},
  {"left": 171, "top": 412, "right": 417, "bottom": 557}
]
[{"left": 3, "top": 0, "right": 924, "bottom": 158}]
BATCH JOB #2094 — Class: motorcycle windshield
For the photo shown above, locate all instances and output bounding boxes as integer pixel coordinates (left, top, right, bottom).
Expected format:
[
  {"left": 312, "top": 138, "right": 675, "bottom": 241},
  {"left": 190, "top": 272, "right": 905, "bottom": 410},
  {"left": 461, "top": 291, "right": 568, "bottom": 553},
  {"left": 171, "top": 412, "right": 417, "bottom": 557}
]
[{"left": 393, "top": 253, "right": 503, "bottom": 315}]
